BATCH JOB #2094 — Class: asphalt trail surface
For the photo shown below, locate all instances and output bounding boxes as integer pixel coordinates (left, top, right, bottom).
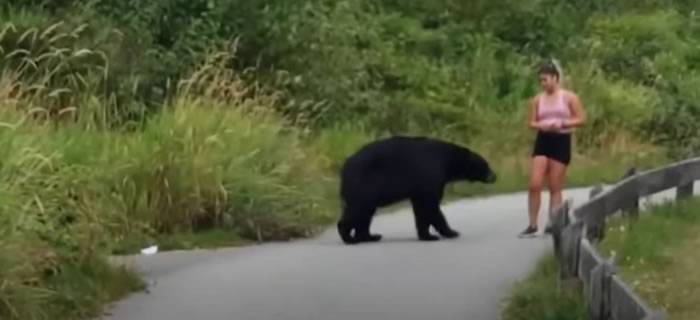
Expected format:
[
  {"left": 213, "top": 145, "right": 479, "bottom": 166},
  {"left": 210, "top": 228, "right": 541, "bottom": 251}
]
[{"left": 103, "top": 184, "right": 696, "bottom": 320}]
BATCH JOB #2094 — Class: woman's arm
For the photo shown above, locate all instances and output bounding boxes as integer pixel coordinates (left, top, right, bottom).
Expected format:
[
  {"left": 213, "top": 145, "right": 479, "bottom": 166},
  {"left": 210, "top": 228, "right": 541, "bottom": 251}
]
[
  {"left": 563, "top": 91, "right": 586, "bottom": 129},
  {"left": 528, "top": 96, "right": 545, "bottom": 131}
]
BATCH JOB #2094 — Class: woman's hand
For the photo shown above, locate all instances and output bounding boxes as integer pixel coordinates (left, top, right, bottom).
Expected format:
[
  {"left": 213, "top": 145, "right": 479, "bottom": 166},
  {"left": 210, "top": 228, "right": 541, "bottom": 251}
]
[
  {"left": 535, "top": 119, "right": 562, "bottom": 132},
  {"left": 551, "top": 119, "right": 564, "bottom": 130},
  {"left": 534, "top": 121, "right": 548, "bottom": 131}
]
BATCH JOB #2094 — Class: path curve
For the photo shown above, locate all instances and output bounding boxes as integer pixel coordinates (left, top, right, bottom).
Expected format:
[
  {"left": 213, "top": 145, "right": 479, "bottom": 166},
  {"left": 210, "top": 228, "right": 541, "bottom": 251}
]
[{"left": 100, "top": 185, "right": 692, "bottom": 320}]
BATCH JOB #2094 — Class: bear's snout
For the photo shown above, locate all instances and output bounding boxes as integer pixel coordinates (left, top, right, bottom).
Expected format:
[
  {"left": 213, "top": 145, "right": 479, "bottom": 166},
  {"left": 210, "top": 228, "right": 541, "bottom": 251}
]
[{"left": 485, "top": 171, "right": 497, "bottom": 183}]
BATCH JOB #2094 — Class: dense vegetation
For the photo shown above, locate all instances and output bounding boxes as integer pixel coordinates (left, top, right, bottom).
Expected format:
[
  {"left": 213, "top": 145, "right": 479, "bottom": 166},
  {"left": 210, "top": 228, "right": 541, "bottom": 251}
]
[{"left": 1, "top": 0, "right": 698, "bottom": 319}]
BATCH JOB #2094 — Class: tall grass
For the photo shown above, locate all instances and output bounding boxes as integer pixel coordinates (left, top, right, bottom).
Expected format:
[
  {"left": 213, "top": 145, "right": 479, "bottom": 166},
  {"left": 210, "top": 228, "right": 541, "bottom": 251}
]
[
  {"left": 500, "top": 254, "right": 588, "bottom": 320},
  {"left": 0, "top": 45, "right": 338, "bottom": 319}
]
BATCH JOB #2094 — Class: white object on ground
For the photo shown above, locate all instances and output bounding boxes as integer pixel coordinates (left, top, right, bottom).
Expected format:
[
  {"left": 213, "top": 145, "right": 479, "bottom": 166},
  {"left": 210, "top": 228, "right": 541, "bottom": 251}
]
[{"left": 141, "top": 245, "right": 159, "bottom": 255}]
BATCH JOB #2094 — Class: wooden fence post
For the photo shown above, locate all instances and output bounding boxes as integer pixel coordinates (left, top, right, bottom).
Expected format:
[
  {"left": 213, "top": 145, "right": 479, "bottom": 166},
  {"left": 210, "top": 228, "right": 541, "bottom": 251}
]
[
  {"left": 559, "top": 220, "right": 584, "bottom": 280},
  {"left": 589, "top": 185, "right": 604, "bottom": 199},
  {"left": 676, "top": 182, "right": 694, "bottom": 201},
  {"left": 621, "top": 167, "right": 639, "bottom": 221},
  {"left": 550, "top": 199, "right": 571, "bottom": 259},
  {"left": 588, "top": 257, "right": 615, "bottom": 320},
  {"left": 585, "top": 185, "right": 606, "bottom": 241}
]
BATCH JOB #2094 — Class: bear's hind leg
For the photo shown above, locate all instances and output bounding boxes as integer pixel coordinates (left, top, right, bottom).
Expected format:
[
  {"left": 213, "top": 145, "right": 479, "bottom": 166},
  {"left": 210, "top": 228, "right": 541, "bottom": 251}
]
[
  {"left": 338, "top": 205, "right": 381, "bottom": 244},
  {"left": 337, "top": 204, "right": 360, "bottom": 244},
  {"left": 355, "top": 214, "right": 382, "bottom": 242},
  {"left": 426, "top": 201, "right": 460, "bottom": 239},
  {"left": 337, "top": 218, "right": 357, "bottom": 244}
]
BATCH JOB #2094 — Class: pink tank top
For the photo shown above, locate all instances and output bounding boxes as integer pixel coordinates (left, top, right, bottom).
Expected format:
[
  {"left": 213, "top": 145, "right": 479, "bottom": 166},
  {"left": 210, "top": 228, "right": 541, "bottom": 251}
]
[{"left": 536, "top": 90, "right": 571, "bottom": 133}]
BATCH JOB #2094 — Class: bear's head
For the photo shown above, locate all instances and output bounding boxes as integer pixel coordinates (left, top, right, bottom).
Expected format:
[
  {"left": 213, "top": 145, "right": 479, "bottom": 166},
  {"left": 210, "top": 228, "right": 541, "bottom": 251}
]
[{"left": 446, "top": 145, "right": 497, "bottom": 184}]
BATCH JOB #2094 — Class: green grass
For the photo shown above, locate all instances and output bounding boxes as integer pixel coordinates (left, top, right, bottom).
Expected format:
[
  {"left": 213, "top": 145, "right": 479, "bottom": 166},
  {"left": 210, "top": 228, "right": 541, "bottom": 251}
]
[
  {"left": 111, "top": 229, "right": 251, "bottom": 255},
  {"left": 0, "top": 252, "right": 144, "bottom": 320},
  {"left": 597, "top": 197, "right": 700, "bottom": 319},
  {"left": 38, "top": 259, "right": 144, "bottom": 320},
  {"left": 500, "top": 254, "right": 588, "bottom": 320},
  {"left": 446, "top": 130, "right": 668, "bottom": 199},
  {"left": 501, "top": 195, "right": 700, "bottom": 320}
]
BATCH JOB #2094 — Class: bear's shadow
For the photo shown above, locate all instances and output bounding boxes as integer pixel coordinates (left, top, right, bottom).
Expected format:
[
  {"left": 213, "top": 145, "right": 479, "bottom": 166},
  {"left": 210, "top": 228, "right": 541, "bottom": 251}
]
[{"left": 318, "top": 233, "right": 470, "bottom": 247}]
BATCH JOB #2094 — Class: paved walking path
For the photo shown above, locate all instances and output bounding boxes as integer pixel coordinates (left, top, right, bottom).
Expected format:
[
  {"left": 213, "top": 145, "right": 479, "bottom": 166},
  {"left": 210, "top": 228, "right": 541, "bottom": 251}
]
[{"left": 102, "top": 184, "right": 694, "bottom": 320}]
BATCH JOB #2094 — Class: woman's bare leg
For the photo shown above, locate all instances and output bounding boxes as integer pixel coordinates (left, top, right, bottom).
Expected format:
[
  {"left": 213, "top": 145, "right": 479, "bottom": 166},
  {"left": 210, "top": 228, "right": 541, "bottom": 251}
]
[
  {"left": 547, "top": 159, "right": 568, "bottom": 219},
  {"left": 528, "top": 156, "right": 549, "bottom": 228}
]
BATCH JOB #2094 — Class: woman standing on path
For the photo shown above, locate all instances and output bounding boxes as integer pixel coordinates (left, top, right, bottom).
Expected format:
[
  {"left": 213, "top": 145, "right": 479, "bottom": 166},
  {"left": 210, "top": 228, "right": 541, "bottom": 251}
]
[{"left": 519, "top": 60, "right": 586, "bottom": 237}]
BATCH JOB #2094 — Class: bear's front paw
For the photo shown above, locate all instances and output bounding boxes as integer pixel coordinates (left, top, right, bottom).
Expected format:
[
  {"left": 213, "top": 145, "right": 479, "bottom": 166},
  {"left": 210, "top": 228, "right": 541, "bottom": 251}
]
[
  {"left": 440, "top": 229, "right": 460, "bottom": 239},
  {"left": 367, "top": 234, "right": 383, "bottom": 242},
  {"left": 418, "top": 233, "right": 440, "bottom": 241},
  {"left": 356, "top": 233, "right": 383, "bottom": 243}
]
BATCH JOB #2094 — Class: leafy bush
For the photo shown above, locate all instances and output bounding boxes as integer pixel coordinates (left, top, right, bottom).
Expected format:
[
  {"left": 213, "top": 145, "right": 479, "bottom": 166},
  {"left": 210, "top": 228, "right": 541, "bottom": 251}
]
[{"left": 4, "top": 1, "right": 699, "bottom": 158}]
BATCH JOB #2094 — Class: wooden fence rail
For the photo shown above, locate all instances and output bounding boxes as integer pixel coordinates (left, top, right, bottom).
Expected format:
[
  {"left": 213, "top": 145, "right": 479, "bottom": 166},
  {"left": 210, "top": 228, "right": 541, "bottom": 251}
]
[{"left": 547, "top": 156, "right": 700, "bottom": 320}]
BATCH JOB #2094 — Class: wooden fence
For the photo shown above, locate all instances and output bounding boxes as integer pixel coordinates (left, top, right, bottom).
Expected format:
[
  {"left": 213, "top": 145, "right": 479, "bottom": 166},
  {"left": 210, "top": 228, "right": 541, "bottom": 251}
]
[{"left": 548, "top": 157, "right": 700, "bottom": 320}]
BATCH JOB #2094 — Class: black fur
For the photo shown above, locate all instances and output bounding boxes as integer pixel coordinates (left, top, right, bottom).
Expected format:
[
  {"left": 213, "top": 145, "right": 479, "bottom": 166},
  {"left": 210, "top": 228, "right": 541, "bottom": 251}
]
[{"left": 337, "top": 136, "right": 497, "bottom": 244}]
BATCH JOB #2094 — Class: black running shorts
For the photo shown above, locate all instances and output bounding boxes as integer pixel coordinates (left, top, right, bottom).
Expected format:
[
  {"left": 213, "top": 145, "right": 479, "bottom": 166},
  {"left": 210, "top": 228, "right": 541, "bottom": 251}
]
[{"left": 532, "top": 131, "right": 572, "bottom": 165}]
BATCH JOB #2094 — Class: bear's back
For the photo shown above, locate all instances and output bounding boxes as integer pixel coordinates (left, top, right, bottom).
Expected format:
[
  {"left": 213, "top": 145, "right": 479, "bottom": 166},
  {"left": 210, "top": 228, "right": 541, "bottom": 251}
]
[{"left": 341, "top": 135, "right": 457, "bottom": 176}]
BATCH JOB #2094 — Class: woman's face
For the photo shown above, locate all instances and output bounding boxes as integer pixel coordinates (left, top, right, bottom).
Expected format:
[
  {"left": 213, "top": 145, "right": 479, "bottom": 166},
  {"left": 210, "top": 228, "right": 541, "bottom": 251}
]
[{"left": 539, "top": 73, "right": 559, "bottom": 92}]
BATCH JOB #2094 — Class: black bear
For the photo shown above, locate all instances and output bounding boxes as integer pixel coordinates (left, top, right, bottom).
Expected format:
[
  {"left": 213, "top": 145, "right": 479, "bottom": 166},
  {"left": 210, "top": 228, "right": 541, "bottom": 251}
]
[{"left": 337, "top": 136, "right": 497, "bottom": 244}]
